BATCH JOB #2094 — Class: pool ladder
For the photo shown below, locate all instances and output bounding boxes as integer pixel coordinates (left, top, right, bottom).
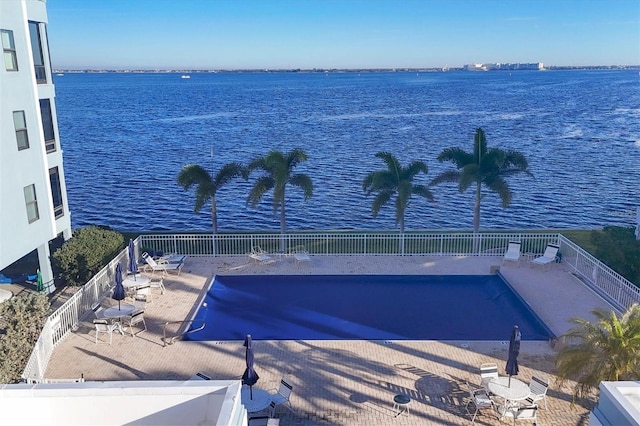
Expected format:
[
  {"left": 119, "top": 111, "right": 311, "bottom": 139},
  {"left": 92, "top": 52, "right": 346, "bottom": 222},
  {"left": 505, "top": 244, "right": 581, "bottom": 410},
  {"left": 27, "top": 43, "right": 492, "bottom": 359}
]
[{"left": 161, "top": 318, "right": 206, "bottom": 348}]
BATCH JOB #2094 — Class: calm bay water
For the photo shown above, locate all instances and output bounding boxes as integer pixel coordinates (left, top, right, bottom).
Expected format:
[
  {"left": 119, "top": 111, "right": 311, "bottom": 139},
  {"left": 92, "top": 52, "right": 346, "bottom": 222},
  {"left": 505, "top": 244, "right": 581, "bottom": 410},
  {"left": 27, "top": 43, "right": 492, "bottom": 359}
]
[{"left": 54, "top": 70, "right": 640, "bottom": 232}]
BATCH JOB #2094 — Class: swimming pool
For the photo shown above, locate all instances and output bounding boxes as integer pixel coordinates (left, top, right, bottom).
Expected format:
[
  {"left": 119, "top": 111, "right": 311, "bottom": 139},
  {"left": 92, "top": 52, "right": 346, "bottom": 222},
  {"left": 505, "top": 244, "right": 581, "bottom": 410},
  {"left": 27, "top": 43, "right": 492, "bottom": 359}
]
[{"left": 185, "top": 274, "right": 554, "bottom": 341}]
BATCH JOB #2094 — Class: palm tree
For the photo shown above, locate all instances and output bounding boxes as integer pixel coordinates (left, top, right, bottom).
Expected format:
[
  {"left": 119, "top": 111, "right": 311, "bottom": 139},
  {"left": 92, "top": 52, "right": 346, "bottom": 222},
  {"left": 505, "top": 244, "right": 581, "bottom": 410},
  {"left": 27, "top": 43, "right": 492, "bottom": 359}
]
[
  {"left": 177, "top": 162, "right": 245, "bottom": 234},
  {"left": 555, "top": 303, "right": 640, "bottom": 400},
  {"left": 362, "top": 151, "right": 434, "bottom": 233},
  {"left": 246, "top": 148, "right": 313, "bottom": 235},
  {"left": 430, "top": 128, "right": 532, "bottom": 233}
]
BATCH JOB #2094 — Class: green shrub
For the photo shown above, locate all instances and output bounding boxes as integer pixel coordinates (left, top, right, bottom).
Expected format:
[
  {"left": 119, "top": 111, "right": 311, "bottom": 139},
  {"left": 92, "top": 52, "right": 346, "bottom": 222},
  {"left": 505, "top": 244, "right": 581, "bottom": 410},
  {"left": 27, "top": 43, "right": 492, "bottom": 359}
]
[
  {"left": 591, "top": 226, "right": 640, "bottom": 286},
  {"left": 51, "top": 226, "right": 125, "bottom": 286},
  {"left": 0, "top": 293, "right": 50, "bottom": 383}
]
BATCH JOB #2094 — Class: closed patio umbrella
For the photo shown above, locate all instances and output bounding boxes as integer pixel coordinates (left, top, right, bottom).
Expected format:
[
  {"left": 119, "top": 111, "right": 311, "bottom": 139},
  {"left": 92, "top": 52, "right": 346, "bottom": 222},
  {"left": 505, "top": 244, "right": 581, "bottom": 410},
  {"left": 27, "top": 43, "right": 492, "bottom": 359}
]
[
  {"left": 505, "top": 325, "right": 521, "bottom": 387},
  {"left": 128, "top": 239, "right": 138, "bottom": 279},
  {"left": 112, "top": 263, "right": 126, "bottom": 310},
  {"left": 241, "top": 334, "right": 259, "bottom": 399}
]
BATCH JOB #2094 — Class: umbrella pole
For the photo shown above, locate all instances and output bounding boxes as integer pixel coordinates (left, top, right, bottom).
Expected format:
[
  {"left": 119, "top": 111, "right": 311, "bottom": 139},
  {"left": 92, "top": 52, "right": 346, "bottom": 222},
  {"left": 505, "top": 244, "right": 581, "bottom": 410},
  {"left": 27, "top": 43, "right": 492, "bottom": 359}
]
[
  {"left": 250, "top": 386, "right": 253, "bottom": 400},
  {"left": 508, "top": 375, "right": 511, "bottom": 387}
]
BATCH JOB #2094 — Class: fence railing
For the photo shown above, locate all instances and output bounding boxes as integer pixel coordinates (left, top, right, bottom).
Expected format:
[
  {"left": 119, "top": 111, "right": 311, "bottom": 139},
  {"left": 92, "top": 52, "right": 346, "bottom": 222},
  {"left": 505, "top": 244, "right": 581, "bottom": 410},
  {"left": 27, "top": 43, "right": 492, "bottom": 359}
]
[
  {"left": 21, "top": 243, "right": 131, "bottom": 383},
  {"left": 557, "top": 235, "right": 640, "bottom": 312},
  {"left": 138, "top": 232, "right": 560, "bottom": 257},
  {"left": 21, "top": 231, "right": 639, "bottom": 383}
]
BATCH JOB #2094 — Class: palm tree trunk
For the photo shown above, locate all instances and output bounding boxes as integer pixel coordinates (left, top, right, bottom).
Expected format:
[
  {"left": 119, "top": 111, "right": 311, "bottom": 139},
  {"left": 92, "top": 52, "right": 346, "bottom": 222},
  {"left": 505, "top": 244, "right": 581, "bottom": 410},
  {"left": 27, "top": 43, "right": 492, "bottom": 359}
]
[
  {"left": 211, "top": 198, "right": 218, "bottom": 234},
  {"left": 473, "top": 182, "right": 482, "bottom": 254},
  {"left": 399, "top": 216, "right": 405, "bottom": 255},
  {"left": 211, "top": 198, "right": 217, "bottom": 256},
  {"left": 279, "top": 194, "right": 286, "bottom": 252},
  {"left": 473, "top": 182, "right": 481, "bottom": 234}
]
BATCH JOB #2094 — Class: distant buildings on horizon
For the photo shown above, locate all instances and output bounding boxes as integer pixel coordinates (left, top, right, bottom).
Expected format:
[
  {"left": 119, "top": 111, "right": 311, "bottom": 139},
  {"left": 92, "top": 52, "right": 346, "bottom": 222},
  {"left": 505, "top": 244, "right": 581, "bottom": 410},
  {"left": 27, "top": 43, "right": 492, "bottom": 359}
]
[
  {"left": 52, "top": 63, "right": 639, "bottom": 74},
  {"left": 463, "top": 62, "right": 544, "bottom": 71}
]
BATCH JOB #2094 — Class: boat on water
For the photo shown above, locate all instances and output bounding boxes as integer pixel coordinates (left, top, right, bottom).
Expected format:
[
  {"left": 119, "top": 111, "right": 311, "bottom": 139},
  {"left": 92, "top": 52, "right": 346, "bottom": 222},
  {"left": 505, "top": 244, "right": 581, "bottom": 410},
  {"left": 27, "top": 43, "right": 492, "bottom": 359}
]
[{"left": 181, "top": 75, "right": 191, "bottom": 79}]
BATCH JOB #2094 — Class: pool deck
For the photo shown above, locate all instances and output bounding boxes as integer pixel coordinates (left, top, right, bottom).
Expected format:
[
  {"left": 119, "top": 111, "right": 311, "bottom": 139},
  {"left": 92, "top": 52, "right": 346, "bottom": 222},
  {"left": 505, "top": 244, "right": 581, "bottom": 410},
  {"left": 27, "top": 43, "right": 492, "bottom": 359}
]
[{"left": 44, "top": 255, "right": 613, "bottom": 425}]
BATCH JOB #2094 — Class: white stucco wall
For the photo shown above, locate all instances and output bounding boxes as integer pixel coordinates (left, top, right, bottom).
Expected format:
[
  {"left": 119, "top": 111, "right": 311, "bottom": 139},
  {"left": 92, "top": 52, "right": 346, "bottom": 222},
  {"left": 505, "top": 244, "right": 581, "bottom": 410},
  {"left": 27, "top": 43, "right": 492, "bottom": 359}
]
[
  {"left": 0, "top": 0, "right": 71, "bottom": 281},
  {"left": 0, "top": 380, "right": 248, "bottom": 426}
]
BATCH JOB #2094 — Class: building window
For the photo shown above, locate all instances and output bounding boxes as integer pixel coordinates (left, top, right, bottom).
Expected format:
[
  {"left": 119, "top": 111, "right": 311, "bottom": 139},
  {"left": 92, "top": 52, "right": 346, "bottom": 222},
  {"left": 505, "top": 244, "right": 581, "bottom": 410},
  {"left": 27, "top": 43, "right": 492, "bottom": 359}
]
[
  {"left": 13, "top": 111, "right": 30, "bottom": 150},
  {"left": 28, "top": 21, "right": 47, "bottom": 83},
  {"left": 24, "top": 184, "right": 39, "bottom": 223},
  {"left": 1, "top": 29, "right": 18, "bottom": 71},
  {"left": 39, "top": 98, "right": 56, "bottom": 152},
  {"left": 49, "top": 167, "right": 64, "bottom": 219}
]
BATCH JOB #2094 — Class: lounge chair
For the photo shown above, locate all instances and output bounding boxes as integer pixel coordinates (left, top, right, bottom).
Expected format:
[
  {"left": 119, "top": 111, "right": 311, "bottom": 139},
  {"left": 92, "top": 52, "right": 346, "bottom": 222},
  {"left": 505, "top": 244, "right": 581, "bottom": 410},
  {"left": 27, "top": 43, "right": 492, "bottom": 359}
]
[
  {"left": 249, "top": 246, "right": 273, "bottom": 265},
  {"left": 531, "top": 243, "right": 559, "bottom": 270},
  {"left": 502, "top": 241, "right": 521, "bottom": 267},
  {"left": 291, "top": 245, "right": 310, "bottom": 265},
  {"left": 141, "top": 252, "right": 184, "bottom": 275},
  {"left": 156, "top": 253, "right": 187, "bottom": 264}
]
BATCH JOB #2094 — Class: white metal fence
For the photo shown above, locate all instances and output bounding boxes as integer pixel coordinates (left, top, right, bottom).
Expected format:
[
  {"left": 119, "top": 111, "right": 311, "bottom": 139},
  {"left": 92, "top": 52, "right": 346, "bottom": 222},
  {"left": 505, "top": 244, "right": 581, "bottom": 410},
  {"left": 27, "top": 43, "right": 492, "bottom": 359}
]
[
  {"left": 21, "top": 231, "right": 640, "bottom": 383},
  {"left": 21, "top": 243, "right": 131, "bottom": 383},
  {"left": 137, "top": 232, "right": 561, "bottom": 257},
  {"left": 557, "top": 235, "right": 640, "bottom": 312}
]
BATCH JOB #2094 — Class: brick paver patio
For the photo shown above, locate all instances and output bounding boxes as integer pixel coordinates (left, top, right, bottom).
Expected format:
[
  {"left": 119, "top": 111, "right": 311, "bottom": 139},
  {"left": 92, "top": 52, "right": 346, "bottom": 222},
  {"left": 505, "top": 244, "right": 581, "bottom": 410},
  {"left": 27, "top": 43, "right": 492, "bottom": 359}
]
[{"left": 44, "top": 255, "right": 609, "bottom": 425}]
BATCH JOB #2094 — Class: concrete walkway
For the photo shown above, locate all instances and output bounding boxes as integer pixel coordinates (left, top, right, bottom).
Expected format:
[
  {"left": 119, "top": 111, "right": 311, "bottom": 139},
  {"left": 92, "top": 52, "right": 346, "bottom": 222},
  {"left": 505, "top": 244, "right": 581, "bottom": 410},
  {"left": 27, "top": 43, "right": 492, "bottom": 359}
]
[{"left": 44, "top": 255, "right": 610, "bottom": 425}]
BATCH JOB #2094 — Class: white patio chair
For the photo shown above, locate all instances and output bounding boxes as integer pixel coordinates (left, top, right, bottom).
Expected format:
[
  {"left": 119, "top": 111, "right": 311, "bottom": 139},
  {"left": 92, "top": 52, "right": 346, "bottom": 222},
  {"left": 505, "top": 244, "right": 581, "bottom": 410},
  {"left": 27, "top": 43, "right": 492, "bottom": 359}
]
[
  {"left": 511, "top": 404, "right": 538, "bottom": 424},
  {"left": 479, "top": 362, "right": 499, "bottom": 391},
  {"left": 502, "top": 241, "right": 521, "bottom": 266},
  {"left": 248, "top": 401, "right": 278, "bottom": 425},
  {"left": 531, "top": 243, "right": 559, "bottom": 270},
  {"left": 123, "top": 309, "right": 147, "bottom": 336},
  {"left": 269, "top": 378, "right": 294, "bottom": 413},
  {"left": 141, "top": 252, "right": 183, "bottom": 275},
  {"left": 93, "top": 319, "right": 118, "bottom": 344},
  {"left": 91, "top": 302, "right": 105, "bottom": 319},
  {"left": 524, "top": 374, "right": 549, "bottom": 409},
  {"left": 149, "top": 270, "right": 166, "bottom": 294},
  {"left": 464, "top": 380, "right": 495, "bottom": 423},
  {"left": 135, "top": 284, "right": 152, "bottom": 304},
  {"left": 190, "top": 372, "right": 212, "bottom": 380}
]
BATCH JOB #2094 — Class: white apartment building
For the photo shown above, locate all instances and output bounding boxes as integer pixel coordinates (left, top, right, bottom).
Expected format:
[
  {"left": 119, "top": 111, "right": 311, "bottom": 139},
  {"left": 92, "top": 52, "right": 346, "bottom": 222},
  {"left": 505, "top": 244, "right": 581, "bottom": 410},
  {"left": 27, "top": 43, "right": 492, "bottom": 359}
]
[{"left": 1, "top": 0, "right": 71, "bottom": 293}]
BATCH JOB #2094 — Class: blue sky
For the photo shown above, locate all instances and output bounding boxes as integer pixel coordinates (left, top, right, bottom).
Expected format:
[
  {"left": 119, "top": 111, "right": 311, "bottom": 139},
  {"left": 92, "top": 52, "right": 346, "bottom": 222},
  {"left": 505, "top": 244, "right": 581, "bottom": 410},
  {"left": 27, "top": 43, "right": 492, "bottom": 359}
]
[{"left": 47, "top": 0, "right": 640, "bottom": 70}]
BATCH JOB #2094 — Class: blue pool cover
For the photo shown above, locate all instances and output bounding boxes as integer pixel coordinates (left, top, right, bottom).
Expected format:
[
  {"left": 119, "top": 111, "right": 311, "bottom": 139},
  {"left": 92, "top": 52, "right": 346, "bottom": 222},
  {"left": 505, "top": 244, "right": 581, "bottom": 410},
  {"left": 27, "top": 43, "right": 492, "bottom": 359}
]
[{"left": 185, "top": 274, "right": 554, "bottom": 341}]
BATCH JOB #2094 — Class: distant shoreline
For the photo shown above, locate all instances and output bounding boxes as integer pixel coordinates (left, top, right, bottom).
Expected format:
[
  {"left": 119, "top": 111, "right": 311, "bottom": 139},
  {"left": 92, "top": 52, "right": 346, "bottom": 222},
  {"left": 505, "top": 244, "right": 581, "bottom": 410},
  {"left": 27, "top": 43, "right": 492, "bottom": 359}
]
[{"left": 53, "top": 65, "right": 640, "bottom": 74}]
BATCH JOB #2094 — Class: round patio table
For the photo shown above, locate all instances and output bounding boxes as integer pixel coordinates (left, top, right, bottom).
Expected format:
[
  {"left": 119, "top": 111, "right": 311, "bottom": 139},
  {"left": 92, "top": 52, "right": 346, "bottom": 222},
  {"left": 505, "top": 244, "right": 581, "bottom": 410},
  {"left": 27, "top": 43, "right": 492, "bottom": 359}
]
[
  {"left": 488, "top": 377, "right": 530, "bottom": 419},
  {"left": 102, "top": 304, "right": 136, "bottom": 335},
  {"left": 103, "top": 304, "right": 136, "bottom": 319},
  {"left": 122, "top": 276, "right": 150, "bottom": 290},
  {"left": 241, "top": 386, "right": 272, "bottom": 413}
]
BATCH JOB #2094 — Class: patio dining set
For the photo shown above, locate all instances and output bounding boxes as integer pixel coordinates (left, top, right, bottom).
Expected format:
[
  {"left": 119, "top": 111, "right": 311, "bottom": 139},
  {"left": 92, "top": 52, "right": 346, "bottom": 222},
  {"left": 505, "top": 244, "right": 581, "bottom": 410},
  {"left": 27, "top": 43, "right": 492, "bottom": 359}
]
[
  {"left": 466, "top": 362, "right": 549, "bottom": 424},
  {"left": 91, "top": 252, "right": 187, "bottom": 345}
]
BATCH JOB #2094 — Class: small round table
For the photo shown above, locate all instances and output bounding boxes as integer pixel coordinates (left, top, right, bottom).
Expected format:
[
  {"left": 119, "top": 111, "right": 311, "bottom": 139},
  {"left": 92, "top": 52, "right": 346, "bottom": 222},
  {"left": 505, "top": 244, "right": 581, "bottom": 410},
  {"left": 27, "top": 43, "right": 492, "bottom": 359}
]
[{"left": 393, "top": 394, "right": 411, "bottom": 417}]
